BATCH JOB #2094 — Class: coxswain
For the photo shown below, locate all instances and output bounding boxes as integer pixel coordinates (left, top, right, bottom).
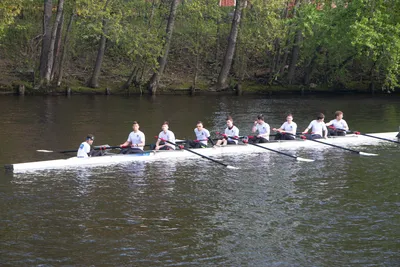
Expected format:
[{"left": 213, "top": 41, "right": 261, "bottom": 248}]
[
  {"left": 186, "top": 121, "right": 215, "bottom": 148},
  {"left": 248, "top": 114, "right": 270, "bottom": 143},
  {"left": 120, "top": 121, "right": 146, "bottom": 154},
  {"left": 77, "top": 134, "right": 104, "bottom": 158},
  {"left": 272, "top": 113, "right": 297, "bottom": 140},
  {"left": 155, "top": 121, "right": 176, "bottom": 150},
  {"left": 325, "top": 110, "right": 349, "bottom": 136},
  {"left": 214, "top": 116, "right": 240, "bottom": 147},
  {"left": 302, "top": 113, "right": 328, "bottom": 139}
]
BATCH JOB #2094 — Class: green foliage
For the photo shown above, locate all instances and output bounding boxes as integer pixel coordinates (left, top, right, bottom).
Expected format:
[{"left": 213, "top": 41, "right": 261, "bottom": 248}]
[
  {"left": 0, "top": 0, "right": 399, "bottom": 91},
  {"left": 0, "top": 0, "right": 23, "bottom": 38},
  {"left": 349, "top": 0, "right": 400, "bottom": 90}
]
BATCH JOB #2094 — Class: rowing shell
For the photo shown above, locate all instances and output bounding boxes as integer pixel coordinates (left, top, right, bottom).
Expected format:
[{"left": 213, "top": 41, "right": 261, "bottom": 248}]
[{"left": 5, "top": 132, "right": 398, "bottom": 173}]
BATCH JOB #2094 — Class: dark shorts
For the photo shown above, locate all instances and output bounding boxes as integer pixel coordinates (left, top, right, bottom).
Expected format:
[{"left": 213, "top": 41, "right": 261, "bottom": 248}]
[
  {"left": 274, "top": 133, "right": 295, "bottom": 140},
  {"left": 120, "top": 147, "right": 144, "bottom": 154},
  {"left": 186, "top": 140, "right": 207, "bottom": 149},
  {"left": 304, "top": 134, "right": 322, "bottom": 140},
  {"left": 328, "top": 129, "right": 346, "bottom": 136},
  {"left": 248, "top": 136, "right": 269, "bottom": 144}
]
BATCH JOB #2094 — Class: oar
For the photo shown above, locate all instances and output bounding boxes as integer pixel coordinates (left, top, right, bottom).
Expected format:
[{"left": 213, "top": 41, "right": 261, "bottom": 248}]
[
  {"left": 159, "top": 138, "right": 239, "bottom": 169},
  {"left": 228, "top": 135, "right": 314, "bottom": 162},
  {"left": 352, "top": 131, "right": 400, "bottom": 145},
  {"left": 37, "top": 145, "right": 131, "bottom": 153},
  {"left": 299, "top": 136, "right": 378, "bottom": 156}
]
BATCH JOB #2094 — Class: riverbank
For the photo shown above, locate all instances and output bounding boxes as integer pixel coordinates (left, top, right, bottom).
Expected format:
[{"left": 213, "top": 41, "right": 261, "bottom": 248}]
[{"left": 0, "top": 79, "right": 397, "bottom": 96}]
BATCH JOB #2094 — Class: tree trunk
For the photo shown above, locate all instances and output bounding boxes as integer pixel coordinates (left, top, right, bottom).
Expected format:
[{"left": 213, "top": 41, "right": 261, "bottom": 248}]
[
  {"left": 303, "top": 46, "right": 321, "bottom": 85},
  {"left": 51, "top": 10, "right": 65, "bottom": 82},
  {"left": 121, "top": 66, "right": 138, "bottom": 90},
  {"left": 278, "top": 0, "right": 300, "bottom": 77},
  {"left": 87, "top": 0, "right": 111, "bottom": 88},
  {"left": 39, "top": 0, "right": 53, "bottom": 85},
  {"left": 148, "top": 0, "right": 179, "bottom": 95},
  {"left": 87, "top": 19, "right": 108, "bottom": 88},
  {"left": 286, "top": 0, "right": 302, "bottom": 85},
  {"left": 215, "top": 0, "right": 246, "bottom": 91},
  {"left": 192, "top": 51, "right": 199, "bottom": 95},
  {"left": 287, "top": 29, "right": 302, "bottom": 84},
  {"left": 44, "top": 0, "right": 64, "bottom": 85},
  {"left": 56, "top": 11, "right": 75, "bottom": 86}
]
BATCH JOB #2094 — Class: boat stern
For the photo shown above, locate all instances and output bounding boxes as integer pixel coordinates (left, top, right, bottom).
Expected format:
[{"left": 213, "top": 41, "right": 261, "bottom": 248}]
[{"left": 4, "top": 164, "right": 13, "bottom": 171}]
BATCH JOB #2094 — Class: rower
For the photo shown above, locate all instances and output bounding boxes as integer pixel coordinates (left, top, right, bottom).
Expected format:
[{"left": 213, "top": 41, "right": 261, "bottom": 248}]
[
  {"left": 214, "top": 116, "right": 240, "bottom": 147},
  {"left": 186, "top": 121, "right": 214, "bottom": 148},
  {"left": 302, "top": 113, "right": 328, "bottom": 139},
  {"left": 77, "top": 134, "right": 104, "bottom": 158},
  {"left": 248, "top": 114, "right": 270, "bottom": 143},
  {"left": 120, "top": 121, "right": 146, "bottom": 154},
  {"left": 272, "top": 113, "right": 297, "bottom": 140},
  {"left": 325, "top": 110, "right": 349, "bottom": 136},
  {"left": 155, "top": 121, "right": 176, "bottom": 150}
]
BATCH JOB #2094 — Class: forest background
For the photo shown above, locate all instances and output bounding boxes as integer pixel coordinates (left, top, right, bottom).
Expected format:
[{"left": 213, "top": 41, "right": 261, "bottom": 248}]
[{"left": 0, "top": 0, "right": 399, "bottom": 95}]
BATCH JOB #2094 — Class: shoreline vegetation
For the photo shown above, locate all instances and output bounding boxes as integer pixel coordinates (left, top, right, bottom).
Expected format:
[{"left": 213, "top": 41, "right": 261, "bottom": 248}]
[
  {"left": 0, "top": 80, "right": 397, "bottom": 96},
  {"left": 0, "top": 0, "right": 399, "bottom": 96}
]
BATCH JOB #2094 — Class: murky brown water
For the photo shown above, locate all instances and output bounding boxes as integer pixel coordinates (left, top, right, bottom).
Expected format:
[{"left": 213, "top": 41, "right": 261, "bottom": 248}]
[{"left": 1, "top": 95, "right": 399, "bottom": 265}]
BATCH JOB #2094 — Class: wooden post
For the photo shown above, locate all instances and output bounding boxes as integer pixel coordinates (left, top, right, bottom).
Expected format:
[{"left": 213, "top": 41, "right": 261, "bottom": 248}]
[
  {"left": 18, "top": 85, "right": 25, "bottom": 96},
  {"left": 235, "top": 84, "right": 242, "bottom": 96}
]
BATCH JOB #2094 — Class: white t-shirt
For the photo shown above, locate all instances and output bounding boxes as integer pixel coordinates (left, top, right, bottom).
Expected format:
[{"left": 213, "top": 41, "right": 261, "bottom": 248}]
[
  {"left": 77, "top": 142, "right": 91, "bottom": 158},
  {"left": 280, "top": 121, "right": 297, "bottom": 135},
  {"left": 158, "top": 130, "right": 176, "bottom": 149},
  {"left": 254, "top": 122, "right": 270, "bottom": 140},
  {"left": 307, "top": 120, "right": 327, "bottom": 136},
  {"left": 328, "top": 119, "right": 348, "bottom": 130},
  {"left": 224, "top": 125, "right": 239, "bottom": 144},
  {"left": 127, "top": 130, "right": 145, "bottom": 150},
  {"left": 194, "top": 128, "right": 210, "bottom": 145}
]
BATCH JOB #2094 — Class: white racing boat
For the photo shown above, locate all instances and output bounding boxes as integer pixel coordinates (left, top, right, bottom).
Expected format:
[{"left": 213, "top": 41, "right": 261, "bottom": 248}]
[{"left": 4, "top": 131, "right": 399, "bottom": 173}]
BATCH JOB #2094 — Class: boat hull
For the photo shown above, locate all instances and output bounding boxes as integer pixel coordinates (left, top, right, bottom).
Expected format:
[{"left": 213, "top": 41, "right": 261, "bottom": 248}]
[{"left": 5, "top": 132, "right": 399, "bottom": 172}]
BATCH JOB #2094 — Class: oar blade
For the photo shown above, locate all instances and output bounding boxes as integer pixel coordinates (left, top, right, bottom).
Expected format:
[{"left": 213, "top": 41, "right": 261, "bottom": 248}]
[
  {"left": 227, "top": 165, "right": 240, "bottom": 169},
  {"left": 36, "top": 150, "right": 54, "bottom": 153},
  {"left": 295, "top": 157, "right": 315, "bottom": 162},
  {"left": 359, "top": 152, "right": 379, "bottom": 156}
]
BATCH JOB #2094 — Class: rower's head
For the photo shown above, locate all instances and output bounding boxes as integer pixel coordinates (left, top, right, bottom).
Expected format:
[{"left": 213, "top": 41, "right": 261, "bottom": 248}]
[
  {"left": 317, "top": 113, "right": 325, "bottom": 121},
  {"left": 86, "top": 134, "right": 94, "bottom": 144},
  {"left": 132, "top": 121, "right": 140, "bottom": 132},
  {"left": 196, "top": 121, "right": 203, "bottom": 131},
  {"left": 257, "top": 114, "right": 264, "bottom": 124},
  {"left": 226, "top": 116, "right": 233, "bottom": 127},
  {"left": 335, "top": 111, "right": 343, "bottom": 120},
  {"left": 286, "top": 114, "right": 293, "bottom": 122},
  {"left": 161, "top": 121, "right": 169, "bottom": 132}
]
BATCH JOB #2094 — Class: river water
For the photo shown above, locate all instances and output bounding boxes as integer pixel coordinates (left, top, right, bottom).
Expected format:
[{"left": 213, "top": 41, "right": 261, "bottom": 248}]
[{"left": 0, "top": 95, "right": 399, "bottom": 266}]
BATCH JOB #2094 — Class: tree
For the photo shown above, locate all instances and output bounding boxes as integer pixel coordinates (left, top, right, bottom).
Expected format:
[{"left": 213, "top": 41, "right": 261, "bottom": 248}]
[
  {"left": 39, "top": 0, "right": 53, "bottom": 85},
  {"left": 215, "top": 0, "right": 246, "bottom": 90},
  {"left": 148, "top": 0, "right": 180, "bottom": 95}
]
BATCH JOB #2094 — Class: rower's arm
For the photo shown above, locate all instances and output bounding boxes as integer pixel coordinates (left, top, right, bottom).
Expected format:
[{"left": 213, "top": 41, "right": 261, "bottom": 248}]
[
  {"left": 120, "top": 141, "right": 130, "bottom": 147},
  {"left": 155, "top": 138, "right": 161, "bottom": 147},
  {"left": 138, "top": 138, "right": 145, "bottom": 148},
  {"left": 302, "top": 127, "right": 310, "bottom": 134},
  {"left": 259, "top": 129, "right": 270, "bottom": 138},
  {"left": 252, "top": 121, "right": 257, "bottom": 133}
]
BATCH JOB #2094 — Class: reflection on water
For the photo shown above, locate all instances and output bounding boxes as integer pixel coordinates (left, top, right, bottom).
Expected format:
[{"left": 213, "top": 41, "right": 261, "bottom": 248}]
[{"left": 1, "top": 95, "right": 400, "bottom": 265}]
